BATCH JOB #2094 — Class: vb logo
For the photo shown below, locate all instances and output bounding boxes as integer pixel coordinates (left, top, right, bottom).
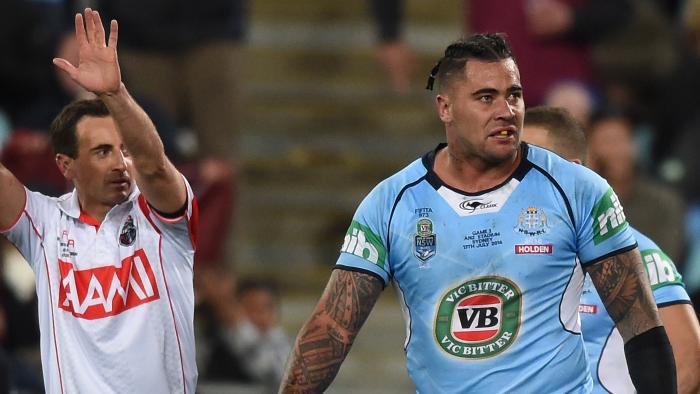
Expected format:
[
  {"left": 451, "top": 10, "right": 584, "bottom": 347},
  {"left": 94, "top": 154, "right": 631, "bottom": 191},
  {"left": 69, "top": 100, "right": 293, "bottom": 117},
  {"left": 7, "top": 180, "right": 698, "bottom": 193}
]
[{"left": 435, "top": 276, "right": 521, "bottom": 359}]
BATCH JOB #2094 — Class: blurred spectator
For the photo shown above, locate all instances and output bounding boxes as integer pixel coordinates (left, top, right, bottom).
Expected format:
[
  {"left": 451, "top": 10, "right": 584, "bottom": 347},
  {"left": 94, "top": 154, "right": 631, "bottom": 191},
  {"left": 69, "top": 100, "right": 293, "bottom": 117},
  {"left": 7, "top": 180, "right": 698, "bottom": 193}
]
[
  {"left": 196, "top": 267, "right": 290, "bottom": 392},
  {"left": 370, "top": 0, "right": 416, "bottom": 95},
  {"left": 587, "top": 109, "right": 687, "bottom": 264},
  {"left": 99, "top": 0, "right": 245, "bottom": 161},
  {"left": 371, "top": 0, "right": 633, "bottom": 103},
  {"left": 661, "top": 0, "right": 700, "bottom": 314},
  {"left": 469, "top": 0, "right": 633, "bottom": 105},
  {"left": 0, "top": 0, "right": 73, "bottom": 123},
  {"left": 0, "top": 240, "right": 43, "bottom": 394},
  {"left": 544, "top": 79, "right": 599, "bottom": 127},
  {"left": 99, "top": 1, "right": 241, "bottom": 267}
]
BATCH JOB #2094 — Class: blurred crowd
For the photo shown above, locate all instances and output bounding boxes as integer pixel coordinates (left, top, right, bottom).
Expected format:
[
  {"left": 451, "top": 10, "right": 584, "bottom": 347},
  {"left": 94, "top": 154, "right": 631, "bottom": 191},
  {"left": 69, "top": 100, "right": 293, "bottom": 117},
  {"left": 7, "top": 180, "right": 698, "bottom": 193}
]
[{"left": 2, "top": 0, "right": 700, "bottom": 392}]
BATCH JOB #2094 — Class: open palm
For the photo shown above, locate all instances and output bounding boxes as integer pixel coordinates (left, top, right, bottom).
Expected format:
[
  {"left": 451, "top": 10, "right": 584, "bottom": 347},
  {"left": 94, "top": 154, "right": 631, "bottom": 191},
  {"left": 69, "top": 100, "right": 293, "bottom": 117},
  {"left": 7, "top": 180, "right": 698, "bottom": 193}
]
[{"left": 53, "top": 9, "right": 121, "bottom": 95}]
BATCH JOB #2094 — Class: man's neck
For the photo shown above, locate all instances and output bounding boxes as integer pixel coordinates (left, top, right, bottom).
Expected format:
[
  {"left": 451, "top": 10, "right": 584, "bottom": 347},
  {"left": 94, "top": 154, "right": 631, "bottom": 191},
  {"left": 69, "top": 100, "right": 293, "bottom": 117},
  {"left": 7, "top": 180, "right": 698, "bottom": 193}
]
[{"left": 434, "top": 145, "right": 522, "bottom": 193}]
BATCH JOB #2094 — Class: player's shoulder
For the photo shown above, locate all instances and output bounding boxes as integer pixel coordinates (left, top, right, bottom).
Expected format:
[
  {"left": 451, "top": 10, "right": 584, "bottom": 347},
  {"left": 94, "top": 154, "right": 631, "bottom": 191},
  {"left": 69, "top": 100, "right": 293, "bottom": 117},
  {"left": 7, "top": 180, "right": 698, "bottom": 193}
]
[
  {"left": 525, "top": 143, "right": 604, "bottom": 188},
  {"left": 366, "top": 155, "right": 429, "bottom": 203},
  {"left": 628, "top": 227, "right": 658, "bottom": 251}
]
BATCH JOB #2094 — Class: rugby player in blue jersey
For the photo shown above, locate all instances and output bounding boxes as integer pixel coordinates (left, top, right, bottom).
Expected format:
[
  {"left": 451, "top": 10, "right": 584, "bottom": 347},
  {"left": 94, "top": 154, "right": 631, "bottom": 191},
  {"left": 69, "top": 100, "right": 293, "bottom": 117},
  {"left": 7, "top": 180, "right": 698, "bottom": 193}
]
[
  {"left": 522, "top": 105, "right": 700, "bottom": 394},
  {"left": 280, "top": 34, "right": 677, "bottom": 393}
]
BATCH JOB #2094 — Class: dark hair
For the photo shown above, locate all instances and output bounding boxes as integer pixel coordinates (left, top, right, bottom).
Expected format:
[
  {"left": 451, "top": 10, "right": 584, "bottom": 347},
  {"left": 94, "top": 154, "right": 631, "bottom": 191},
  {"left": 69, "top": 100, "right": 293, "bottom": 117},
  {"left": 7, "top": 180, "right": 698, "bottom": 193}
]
[
  {"left": 426, "top": 33, "right": 515, "bottom": 91},
  {"left": 50, "top": 99, "right": 111, "bottom": 158},
  {"left": 524, "top": 106, "right": 587, "bottom": 162},
  {"left": 236, "top": 279, "right": 280, "bottom": 302}
]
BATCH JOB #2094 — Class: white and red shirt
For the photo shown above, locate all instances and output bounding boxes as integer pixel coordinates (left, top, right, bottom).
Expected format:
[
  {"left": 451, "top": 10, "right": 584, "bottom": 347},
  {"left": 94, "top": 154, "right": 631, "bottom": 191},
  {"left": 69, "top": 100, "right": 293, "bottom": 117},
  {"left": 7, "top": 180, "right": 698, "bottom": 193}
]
[{"left": 1, "top": 178, "right": 198, "bottom": 394}]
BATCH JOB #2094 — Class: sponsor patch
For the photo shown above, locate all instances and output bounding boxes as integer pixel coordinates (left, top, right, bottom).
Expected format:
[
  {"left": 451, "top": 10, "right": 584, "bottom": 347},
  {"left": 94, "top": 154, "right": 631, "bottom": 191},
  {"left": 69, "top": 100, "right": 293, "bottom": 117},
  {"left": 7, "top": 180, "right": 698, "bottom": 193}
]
[
  {"left": 514, "top": 244, "right": 553, "bottom": 254},
  {"left": 58, "top": 249, "right": 159, "bottom": 319},
  {"left": 340, "top": 220, "right": 387, "bottom": 268},
  {"left": 459, "top": 199, "right": 498, "bottom": 214},
  {"left": 578, "top": 304, "right": 598, "bottom": 314},
  {"left": 435, "top": 276, "right": 521, "bottom": 359},
  {"left": 642, "top": 249, "right": 682, "bottom": 289},
  {"left": 592, "top": 188, "right": 627, "bottom": 245}
]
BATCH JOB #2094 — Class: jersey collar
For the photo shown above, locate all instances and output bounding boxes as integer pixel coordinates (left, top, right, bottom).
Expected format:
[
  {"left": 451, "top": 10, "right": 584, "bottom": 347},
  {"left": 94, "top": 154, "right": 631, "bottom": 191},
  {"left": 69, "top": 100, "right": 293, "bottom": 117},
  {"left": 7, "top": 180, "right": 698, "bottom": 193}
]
[
  {"left": 421, "top": 142, "right": 532, "bottom": 196},
  {"left": 57, "top": 186, "right": 141, "bottom": 221}
]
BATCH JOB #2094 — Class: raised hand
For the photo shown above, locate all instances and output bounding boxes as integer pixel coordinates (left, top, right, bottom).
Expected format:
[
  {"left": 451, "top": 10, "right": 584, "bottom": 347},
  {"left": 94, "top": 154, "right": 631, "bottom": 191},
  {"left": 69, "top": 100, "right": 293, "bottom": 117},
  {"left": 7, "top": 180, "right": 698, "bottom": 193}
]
[{"left": 53, "top": 8, "right": 121, "bottom": 95}]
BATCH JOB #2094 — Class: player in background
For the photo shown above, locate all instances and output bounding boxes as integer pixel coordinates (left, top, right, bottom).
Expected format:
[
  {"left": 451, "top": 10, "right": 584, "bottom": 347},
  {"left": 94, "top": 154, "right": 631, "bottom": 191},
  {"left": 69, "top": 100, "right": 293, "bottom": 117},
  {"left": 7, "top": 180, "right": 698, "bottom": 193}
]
[
  {"left": 0, "top": 9, "right": 198, "bottom": 393},
  {"left": 522, "top": 105, "right": 700, "bottom": 394},
  {"left": 279, "top": 34, "right": 676, "bottom": 393}
]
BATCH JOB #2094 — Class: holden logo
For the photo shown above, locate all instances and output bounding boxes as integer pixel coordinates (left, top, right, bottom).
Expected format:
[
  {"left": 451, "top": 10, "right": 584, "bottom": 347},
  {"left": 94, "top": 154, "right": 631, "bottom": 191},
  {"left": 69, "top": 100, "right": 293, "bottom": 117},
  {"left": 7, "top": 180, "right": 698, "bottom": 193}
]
[{"left": 435, "top": 276, "right": 521, "bottom": 359}]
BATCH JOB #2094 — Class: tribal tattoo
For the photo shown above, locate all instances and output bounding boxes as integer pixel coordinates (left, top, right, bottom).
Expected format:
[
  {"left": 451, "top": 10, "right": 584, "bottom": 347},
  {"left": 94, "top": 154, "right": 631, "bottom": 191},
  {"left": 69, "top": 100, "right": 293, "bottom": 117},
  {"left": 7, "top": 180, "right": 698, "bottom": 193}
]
[
  {"left": 586, "top": 248, "right": 661, "bottom": 341},
  {"left": 280, "top": 269, "right": 383, "bottom": 393}
]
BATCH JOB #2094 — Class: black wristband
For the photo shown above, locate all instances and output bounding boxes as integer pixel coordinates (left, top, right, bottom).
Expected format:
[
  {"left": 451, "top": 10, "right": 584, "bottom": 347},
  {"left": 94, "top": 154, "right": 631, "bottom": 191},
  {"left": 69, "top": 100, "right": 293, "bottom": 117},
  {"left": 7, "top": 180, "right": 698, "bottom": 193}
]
[{"left": 624, "top": 326, "right": 677, "bottom": 394}]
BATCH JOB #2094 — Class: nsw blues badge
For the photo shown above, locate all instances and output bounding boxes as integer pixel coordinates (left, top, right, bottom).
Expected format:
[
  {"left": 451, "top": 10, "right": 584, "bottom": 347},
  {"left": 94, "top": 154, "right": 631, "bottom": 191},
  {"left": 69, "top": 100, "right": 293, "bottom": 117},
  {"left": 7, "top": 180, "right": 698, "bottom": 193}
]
[{"left": 414, "top": 218, "right": 436, "bottom": 264}]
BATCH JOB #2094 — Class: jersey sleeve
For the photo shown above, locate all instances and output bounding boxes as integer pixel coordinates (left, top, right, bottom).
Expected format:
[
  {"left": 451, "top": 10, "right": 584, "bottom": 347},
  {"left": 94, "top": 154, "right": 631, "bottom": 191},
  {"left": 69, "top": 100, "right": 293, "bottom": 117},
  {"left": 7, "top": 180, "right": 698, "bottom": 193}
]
[
  {"left": 573, "top": 168, "right": 636, "bottom": 266},
  {"left": 634, "top": 229, "right": 691, "bottom": 305},
  {"left": 1, "top": 188, "right": 58, "bottom": 271},
  {"left": 335, "top": 182, "right": 392, "bottom": 286},
  {"left": 137, "top": 174, "right": 198, "bottom": 253}
]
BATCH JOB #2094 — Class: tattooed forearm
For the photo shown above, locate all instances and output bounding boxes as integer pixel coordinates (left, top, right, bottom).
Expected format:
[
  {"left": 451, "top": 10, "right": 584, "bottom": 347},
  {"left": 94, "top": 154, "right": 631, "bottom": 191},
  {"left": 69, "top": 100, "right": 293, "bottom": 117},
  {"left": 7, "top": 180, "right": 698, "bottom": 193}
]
[
  {"left": 586, "top": 248, "right": 661, "bottom": 341},
  {"left": 279, "top": 270, "right": 383, "bottom": 393}
]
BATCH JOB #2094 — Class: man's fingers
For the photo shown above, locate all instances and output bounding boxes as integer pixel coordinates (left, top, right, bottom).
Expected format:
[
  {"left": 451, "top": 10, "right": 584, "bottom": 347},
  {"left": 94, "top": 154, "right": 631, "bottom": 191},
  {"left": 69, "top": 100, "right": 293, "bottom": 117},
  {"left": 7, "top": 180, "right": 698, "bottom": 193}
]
[
  {"left": 108, "top": 19, "right": 118, "bottom": 49},
  {"left": 93, "top": 10, "right": 107, "bottom": 46},
  {"left": 52, "top": 58, "right": 77, "bottom": 79},
  {"left": 75, "top": 13, "right": 88, "bottom": 46}
]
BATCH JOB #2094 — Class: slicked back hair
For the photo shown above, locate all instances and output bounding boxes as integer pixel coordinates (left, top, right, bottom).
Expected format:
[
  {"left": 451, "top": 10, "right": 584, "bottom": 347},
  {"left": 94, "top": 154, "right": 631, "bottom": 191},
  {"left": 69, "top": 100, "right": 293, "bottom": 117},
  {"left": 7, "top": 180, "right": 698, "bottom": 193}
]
[
  {"left": 524, "top": 106, "right": 588, "bottom": 163},
  {"left": 426, "top": 33, "right": 515, "bottom": 92},
  {"left": 50, "top": 99, "right": 111, "bottom": 158}
]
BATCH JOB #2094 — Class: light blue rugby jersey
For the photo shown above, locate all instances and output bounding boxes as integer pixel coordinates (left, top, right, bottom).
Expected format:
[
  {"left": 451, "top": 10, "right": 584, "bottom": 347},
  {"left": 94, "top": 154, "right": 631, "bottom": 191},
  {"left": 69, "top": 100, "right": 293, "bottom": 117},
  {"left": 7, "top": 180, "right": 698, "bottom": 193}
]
[
  {"left": 580, "top": 228, "right": 690, "bottom": 394},
  {"left": 336, "top": 143, "right": 637, "bottom": 394}
]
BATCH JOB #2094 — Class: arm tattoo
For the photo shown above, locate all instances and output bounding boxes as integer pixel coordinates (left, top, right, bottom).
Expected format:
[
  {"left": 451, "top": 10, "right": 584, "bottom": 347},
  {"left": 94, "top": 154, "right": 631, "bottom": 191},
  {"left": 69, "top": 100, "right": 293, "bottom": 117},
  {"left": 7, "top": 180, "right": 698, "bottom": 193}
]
[
  {"left": 280, "top": 270, "right": 383, "bottom": 393},
  {"left": 586, "top": 248, "right": 661, "bottom": 341}
]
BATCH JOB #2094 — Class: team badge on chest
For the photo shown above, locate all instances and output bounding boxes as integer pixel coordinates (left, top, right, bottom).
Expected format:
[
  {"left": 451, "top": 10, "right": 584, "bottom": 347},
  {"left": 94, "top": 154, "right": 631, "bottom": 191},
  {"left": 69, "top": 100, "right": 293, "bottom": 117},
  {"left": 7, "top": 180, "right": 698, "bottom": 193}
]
[
  {"left": 514, "top": 206, "right": 549, "bottom": 237},
  {"left": 119, "top": 215, "right": 137, "bottom": 246},
  {"left": 414, "top": 218, "right": 436, "bottom": 263}
]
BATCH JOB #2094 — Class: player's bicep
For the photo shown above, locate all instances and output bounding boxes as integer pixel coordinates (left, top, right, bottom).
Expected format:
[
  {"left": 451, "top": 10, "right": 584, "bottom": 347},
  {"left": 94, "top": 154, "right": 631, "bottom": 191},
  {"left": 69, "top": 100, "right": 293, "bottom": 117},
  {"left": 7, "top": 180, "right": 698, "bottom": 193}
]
[
  {"left": 135, "top": 160, "right": 187, "bottom": 215},
  {"left": 585, "top": 247, "right": 661, "bottom": 341},
  {"left": 0, "top": 164, "right": 27, "bottom": 230}
]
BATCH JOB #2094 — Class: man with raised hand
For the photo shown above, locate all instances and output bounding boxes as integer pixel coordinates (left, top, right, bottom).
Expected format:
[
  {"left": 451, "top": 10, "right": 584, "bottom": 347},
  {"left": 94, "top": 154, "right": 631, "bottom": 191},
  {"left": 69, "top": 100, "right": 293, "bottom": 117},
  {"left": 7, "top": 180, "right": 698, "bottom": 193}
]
[{"left": 0, "top": 9, "right": 198, "bottom": 393}]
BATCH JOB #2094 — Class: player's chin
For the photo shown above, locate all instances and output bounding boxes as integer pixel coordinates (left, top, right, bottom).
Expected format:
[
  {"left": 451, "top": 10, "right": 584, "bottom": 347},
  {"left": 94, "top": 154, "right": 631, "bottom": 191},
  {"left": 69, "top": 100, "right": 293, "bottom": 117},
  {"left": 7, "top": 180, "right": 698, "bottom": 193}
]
[{"left": 485, "top": 145, "right": 519, "bottom": 164}]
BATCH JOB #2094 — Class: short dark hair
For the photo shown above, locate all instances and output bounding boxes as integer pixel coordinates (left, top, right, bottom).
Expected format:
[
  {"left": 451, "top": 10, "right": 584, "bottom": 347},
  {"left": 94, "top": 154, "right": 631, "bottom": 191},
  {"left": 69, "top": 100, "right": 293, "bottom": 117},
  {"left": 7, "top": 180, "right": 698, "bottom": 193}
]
[
  {"left": 426, "top": 33, "right": 515, "bottom": 91},
  {"left": 524, "top": 106, "right": 587, "bottom": 162},
  {"left": 236, "top": 279, "right": 280, "bottom": 303},
  {"left": 50, "top": 99, "right": 111, "bottom": 158}
]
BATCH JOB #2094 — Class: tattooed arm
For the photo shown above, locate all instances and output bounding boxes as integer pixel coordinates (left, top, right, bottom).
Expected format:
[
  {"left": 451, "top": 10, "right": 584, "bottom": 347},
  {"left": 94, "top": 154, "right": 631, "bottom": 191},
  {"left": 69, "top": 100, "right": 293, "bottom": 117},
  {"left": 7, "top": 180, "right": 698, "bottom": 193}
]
[
  {"left": 586, "top": 247, "right": 677, "bottom": 394},
  {"left": 585, "top": 247, "right": 660, "bottom": 340},
  {"left": 279, "top": 269, "right": 383, "bottom": 394}
]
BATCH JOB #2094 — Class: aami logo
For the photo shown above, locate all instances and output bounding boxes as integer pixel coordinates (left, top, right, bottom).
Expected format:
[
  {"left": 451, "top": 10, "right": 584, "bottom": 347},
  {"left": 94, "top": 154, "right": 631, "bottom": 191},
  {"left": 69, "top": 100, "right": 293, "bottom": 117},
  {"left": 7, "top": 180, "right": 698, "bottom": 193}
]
[
  {"left": 452, "top": 294, "right": 501, "bottom": 342},
  {"left": 435, "top": 276, "right": 521, "bottom": 359},
  {"left": 514, "top": 244, "right": 553, "bottom": 254},
  {"left": 58, "top": 249, "right": 160, "bottom": 320},
  {"left": 578, "top": 304, "right": 598, "bottom": 314}
]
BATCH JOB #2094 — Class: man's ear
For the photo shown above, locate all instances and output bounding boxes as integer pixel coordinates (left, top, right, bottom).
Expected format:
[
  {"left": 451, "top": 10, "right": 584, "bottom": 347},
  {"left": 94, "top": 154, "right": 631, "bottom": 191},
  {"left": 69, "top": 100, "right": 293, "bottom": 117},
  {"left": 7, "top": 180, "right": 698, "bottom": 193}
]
[
  {"left": 55, "top": 154, "right": 73, "bottom": 180},
  {"left": 436, "top": 94, "right": 452, "bottom": 123}
]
